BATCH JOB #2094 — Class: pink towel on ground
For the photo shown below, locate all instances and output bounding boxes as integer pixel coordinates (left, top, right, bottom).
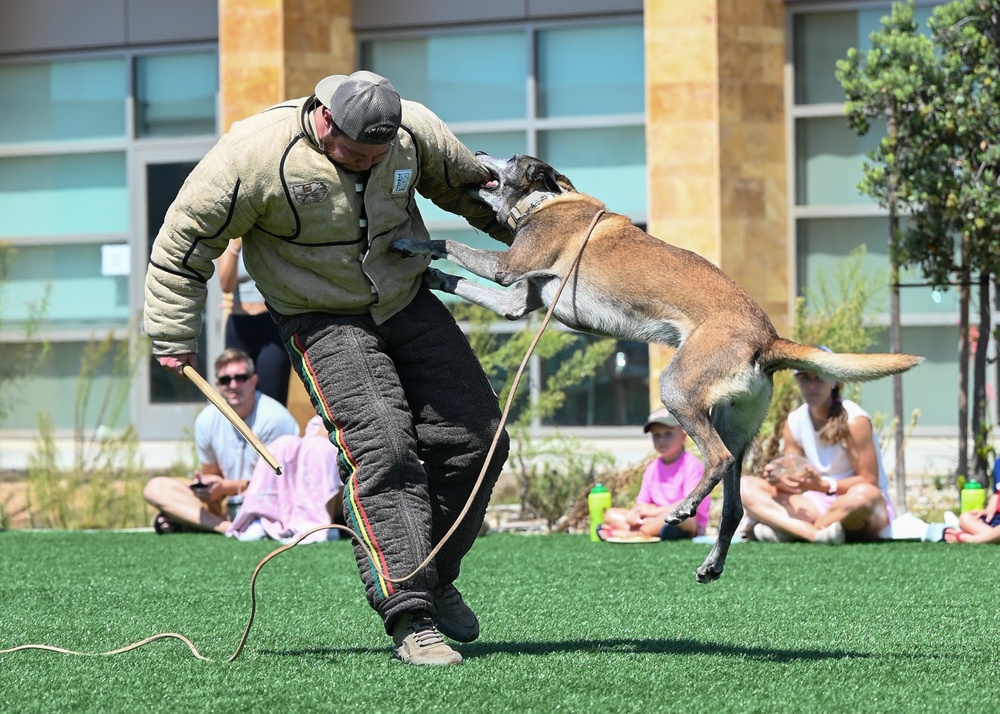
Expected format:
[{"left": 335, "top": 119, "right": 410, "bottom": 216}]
[{"left": 227, "top": 434, "right": 340, "bottom": 544}]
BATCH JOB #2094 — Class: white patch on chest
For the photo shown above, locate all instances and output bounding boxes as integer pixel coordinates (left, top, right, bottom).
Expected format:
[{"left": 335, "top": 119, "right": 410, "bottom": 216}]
[{"left": 392, "top": 170, "right": 413, "bottom": 194}]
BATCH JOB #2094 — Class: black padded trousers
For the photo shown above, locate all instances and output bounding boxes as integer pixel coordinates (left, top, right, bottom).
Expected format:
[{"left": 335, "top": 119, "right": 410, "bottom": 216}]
[{"left": 274, "top": 287, "right": 508, "bottom": 633}]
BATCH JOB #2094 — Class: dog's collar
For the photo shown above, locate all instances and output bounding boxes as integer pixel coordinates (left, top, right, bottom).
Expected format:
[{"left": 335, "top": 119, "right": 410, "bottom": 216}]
[{"left": 506, "top": 191, "right": 557, "bottom": 231}]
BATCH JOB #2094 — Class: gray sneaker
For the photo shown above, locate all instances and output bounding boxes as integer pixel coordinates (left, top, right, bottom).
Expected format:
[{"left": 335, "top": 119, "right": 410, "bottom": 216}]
[
  {"left": 391, "top": 612, "right": 463, "bottom": 666},
  {"left": 432, "top": 584, "right": 480, "bottom": 642}
]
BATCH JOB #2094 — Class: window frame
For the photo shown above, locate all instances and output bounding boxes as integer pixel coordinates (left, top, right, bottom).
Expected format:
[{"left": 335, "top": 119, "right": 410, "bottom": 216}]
[{"left": 357, "top": 16, "right": 650, "bottom": 432}]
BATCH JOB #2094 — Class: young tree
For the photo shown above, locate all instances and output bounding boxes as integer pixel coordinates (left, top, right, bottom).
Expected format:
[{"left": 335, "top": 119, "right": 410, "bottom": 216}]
[
  {"left": 837, "top": 0, "right": 1000, "bottom": 486},
  {"left": 454, "top": 302, "right": 617, "bottom": 519},
  {"left": 836, "top": 0, "right": 934, "bottom": 502},
  {"left": 918, "top": 0, "right": 1000, "bottom": 484}
]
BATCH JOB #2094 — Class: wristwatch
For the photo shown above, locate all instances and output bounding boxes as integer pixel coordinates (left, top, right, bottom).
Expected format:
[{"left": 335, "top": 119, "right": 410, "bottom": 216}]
[{"left": 822, "top": 477, "right": 837, "bottom": 495}]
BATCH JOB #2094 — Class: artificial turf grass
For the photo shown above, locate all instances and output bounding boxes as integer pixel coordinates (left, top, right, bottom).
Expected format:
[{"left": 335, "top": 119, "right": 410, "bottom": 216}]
[{"left": 1, "top": 530, "right": 998, "bottom": 713}]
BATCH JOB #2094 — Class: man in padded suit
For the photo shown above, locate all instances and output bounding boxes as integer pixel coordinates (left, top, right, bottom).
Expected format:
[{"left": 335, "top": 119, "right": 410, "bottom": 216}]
[{"left": 143, "top": 70, "right": 512, "bottom": 666}]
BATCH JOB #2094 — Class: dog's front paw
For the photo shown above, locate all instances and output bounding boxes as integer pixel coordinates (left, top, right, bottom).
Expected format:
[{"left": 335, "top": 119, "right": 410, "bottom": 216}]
[
  {"left": 494, "top": 271, "right": 517, "bottom": 287},
  {"left": 390, "top": 238, "right": 434, "bottom": 259},
  {"left": 423, "top": 267, "right": 459, "bottom": 293},
  {"left": 664, "top": 504, "right": 694, "bottom": 526}
]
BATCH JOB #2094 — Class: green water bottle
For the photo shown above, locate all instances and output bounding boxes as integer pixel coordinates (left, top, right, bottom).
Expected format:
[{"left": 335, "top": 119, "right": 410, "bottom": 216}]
[
  {"left": 588, "top": 483, "right": 612, "bottom": 541},
  {"left": 961, "top": 480, "right": 986, "bottom": 513}
]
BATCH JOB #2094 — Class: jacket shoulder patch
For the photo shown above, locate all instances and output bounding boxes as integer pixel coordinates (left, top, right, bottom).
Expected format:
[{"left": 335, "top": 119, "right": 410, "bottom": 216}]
[{"left": 291, "top": 182, "right": 329, "bottom": 204}]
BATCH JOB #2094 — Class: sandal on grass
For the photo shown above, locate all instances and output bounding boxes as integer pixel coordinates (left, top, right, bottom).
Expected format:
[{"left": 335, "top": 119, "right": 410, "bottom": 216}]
[
  {"left": 153, "top": 512, "right": 187, "bottom": 535},
  {"left": 943, "top": 527, "right": 969, "bottom": 544}
]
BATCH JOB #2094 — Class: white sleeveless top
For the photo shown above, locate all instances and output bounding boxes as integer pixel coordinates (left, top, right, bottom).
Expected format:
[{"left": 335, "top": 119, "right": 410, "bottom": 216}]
[{"left": 786, "top": 398, "right": 893, "bottom": 510}]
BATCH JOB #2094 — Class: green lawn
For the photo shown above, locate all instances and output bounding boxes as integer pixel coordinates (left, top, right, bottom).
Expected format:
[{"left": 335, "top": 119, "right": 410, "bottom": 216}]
[{"left": 1, "top": 530, "right": 997, "bottom": 713}]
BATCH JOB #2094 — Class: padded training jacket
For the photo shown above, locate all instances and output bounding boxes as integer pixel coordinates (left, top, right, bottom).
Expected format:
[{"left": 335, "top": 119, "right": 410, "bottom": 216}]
[{"left": 143, "top": 95, "right": 510, "bottom": 356}]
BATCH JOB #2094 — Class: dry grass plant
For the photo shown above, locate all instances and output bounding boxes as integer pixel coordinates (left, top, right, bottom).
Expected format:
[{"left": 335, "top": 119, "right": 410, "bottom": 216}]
[{"left": 26, "top": 323, "right": 151, "bottom": 529}]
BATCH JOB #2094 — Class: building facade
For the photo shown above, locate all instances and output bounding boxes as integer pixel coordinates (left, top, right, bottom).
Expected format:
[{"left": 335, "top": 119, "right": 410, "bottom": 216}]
[{"left": 0, "top": 0, "right": 966, "bottom": 458}]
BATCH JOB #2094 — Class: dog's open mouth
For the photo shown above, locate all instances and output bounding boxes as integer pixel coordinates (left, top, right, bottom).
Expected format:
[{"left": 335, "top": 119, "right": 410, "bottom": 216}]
[{"left": 480, "top": 167, "right": 500, "bottom": 191}]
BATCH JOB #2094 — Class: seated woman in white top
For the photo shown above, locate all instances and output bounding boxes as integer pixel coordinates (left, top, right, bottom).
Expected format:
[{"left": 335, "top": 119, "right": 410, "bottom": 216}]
[{"left": 740, "top": 350, "right": 894, "bottom": 545}]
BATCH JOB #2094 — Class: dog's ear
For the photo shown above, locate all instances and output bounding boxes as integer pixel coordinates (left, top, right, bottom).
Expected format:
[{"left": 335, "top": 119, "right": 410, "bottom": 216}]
[{"left": 528, "top": 162, "right": 575, "bottom": 194}]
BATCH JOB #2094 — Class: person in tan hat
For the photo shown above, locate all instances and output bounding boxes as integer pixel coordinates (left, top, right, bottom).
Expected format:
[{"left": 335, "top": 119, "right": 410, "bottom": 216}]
[
  {"left": 143, "top": 70, "right": 513, "bottom": 665},
  {"left": 598, "top": 407, "right": 709, "bottom": 541}
]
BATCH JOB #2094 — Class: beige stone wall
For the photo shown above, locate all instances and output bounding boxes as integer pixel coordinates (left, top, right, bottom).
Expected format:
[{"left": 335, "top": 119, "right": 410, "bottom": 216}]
[
  {"left": 717, "top": 0, "right": 787, "bottom": 330},
  {"left": 282, "top": 0, "right": 354, "bottom": 100},
  {"left": 219, "top": 0, "right": 285, "bottom": 131},
  {"left": 644, "top": 0, "right": 788, "bottom": 408},
  {"left": 219, "top": 0, "right": 354, "bottom": 131}
]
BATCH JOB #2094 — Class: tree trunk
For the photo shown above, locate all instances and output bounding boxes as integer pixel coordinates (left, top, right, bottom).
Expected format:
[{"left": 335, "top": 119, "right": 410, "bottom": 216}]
[
  {"left": 886, "top": 106, "right": 907, "bottom": 513},
  {"left": 958, "top": 234, "right": 971, "bottom": 483},
  {"left": 888, "top": 213, "right": 906, "bottom": 513},
  {"left": 972, "top": 270, "right": 991, "bottom": 485}
]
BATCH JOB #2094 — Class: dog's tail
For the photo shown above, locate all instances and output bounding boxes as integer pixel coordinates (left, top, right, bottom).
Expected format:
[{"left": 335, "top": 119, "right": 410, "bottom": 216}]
[{"left": 761, "top": 338, "right": 923, "bottom": 382}]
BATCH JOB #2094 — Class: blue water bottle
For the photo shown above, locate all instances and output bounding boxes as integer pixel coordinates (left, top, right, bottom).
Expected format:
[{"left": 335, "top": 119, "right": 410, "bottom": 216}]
[{"left": 993, "top": 457, "right": 1000, "bottom": 494}]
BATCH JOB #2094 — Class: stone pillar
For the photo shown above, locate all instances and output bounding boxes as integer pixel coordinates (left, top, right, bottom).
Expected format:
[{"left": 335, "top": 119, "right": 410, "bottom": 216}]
[
  {"left": 644, "top": 0, "right": 787, "bottom": 409},
  {"left": 219, "top": 0, "right": 355, "bottom": 131},
  {"left": 716, "top": 0, "right": 787, "bottom": 328}
]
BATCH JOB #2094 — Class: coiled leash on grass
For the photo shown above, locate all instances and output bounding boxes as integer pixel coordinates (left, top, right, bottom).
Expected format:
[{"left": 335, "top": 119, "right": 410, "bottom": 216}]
[{"left": 0, "top": 210, "right": 606, "bottom": 663}]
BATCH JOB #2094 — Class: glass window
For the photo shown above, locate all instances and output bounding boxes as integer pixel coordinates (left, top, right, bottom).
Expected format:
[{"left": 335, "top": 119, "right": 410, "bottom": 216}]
[
  {"left": 0, "top": 58, "right": 126, "bottom": 145},
  {"left": 537, "top": 25, "right": 644, "bottom": 118},
  {"left": 796, "top": 217, "right": 975, "bottom": 315},
  {"left": 1, "top": 243, "right": 130, "bottom": 328},
  {"left": 795, "top": 116, "right": 883, "bottom": 206},
  {"left": 793, "top": 7, "right": 935, "bottom": 105},
  {"left": 859, "top": 326, "right": 962, "bottom": 428},
  {"left": 793, "top": 12, "right": 857, "bottom": 105},
  {"left": 135, "top": 52, "right": 218, "bottom": 138},
  {"left": 363, "top": 33, "right": 526, "bottom": 122},
  {"left": 543, "top": 337, "right": 650, "bottom": 427},
  {"left": 0, "top": 152, "right": 127, "bottom": 237},
  {"left": 0, "top": 340, "right": 129, "bottom": 430},
  {"left": 455, "top": 130, "right": 527, "bottom": 160},
  {"left": 539, "top": 127, "right": 646, "bottom": 216}
]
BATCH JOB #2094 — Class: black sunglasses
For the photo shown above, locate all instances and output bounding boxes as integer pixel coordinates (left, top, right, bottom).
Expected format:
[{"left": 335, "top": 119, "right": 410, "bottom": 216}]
[{"left": 217, "top": 373, "right": 251, "bottom": 386}]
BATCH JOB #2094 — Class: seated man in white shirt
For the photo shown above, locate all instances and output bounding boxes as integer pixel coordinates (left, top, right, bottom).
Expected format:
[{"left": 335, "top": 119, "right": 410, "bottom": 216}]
[{"left": 144, "top": 348, "right": 299, "bottom": 534}]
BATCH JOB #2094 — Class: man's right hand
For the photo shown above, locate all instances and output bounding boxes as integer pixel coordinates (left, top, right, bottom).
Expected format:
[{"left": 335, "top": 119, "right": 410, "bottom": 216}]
[{"left": 156, "top": 353, "right": 198, "bottom": 376}]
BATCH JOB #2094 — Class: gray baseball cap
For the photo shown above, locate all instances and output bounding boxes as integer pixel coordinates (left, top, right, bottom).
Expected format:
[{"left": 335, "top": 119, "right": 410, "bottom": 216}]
[
  {"left": 643, "top": 407, "right": 680, "bottom": 432},
  {"left": 315, "top": 71, "right": 401, "bottom": 144}
]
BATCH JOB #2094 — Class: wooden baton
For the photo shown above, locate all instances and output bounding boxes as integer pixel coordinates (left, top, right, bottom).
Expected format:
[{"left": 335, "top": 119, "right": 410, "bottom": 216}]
[{"left": 181, "top": 364, "right": 282, "bottom": 475}]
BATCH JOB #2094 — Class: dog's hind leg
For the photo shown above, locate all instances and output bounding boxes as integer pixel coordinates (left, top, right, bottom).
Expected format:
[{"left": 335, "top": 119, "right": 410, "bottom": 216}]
[
  {"left": 695, "top": 453, "right": 744, "bottom": 583},
  {"left": 424, "top": 268, "right": 542, "bottom": 320},
  {"left": 693, "top": 387, "right": 771, "bottom": 582},
  {"left": 656, "top": 358, "right": 736, "bottom": 530}
]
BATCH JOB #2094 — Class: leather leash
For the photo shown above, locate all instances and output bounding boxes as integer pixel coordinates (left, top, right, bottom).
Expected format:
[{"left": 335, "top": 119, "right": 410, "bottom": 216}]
[{"left": 1, "top": 209, "right": 606, "bottom": 663}]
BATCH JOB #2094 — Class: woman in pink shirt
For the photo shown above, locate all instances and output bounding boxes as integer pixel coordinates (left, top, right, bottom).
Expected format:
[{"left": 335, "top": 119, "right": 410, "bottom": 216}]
[{"left": 599, "top": 408, "right": 709, "bottom": 541}]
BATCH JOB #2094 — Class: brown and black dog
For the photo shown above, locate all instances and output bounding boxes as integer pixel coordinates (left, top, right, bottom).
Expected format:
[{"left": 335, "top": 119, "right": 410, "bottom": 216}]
[{"left": 392, "top": 153, "right": 922, "bottom": 583}]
